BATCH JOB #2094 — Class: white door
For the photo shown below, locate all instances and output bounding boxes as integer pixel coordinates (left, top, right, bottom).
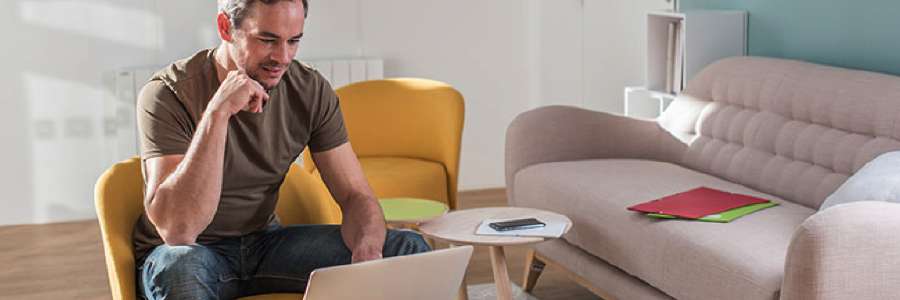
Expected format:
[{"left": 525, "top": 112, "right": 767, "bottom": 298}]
[
  {"left": 532, "top": 0, "right": 675, "bottom": 115},
  {"left": 583, "top": 0, "right": 675, "bottom": 114}
]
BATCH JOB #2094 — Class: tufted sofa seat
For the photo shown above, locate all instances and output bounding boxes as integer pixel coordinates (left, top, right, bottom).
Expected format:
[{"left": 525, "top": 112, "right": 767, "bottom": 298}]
[{"left": 506, "top": 57, "right": 900, "bottom": 300}]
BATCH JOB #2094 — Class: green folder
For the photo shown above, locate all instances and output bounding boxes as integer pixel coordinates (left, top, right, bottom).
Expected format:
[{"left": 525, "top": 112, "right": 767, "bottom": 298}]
[{"left": 645, "top": 202, "right": 778, "bottom": 223}]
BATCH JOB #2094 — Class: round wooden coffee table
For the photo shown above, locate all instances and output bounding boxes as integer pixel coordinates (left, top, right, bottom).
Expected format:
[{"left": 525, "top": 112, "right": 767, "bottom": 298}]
[{"left": 419, "top": 207, "right": 572, "bottom": 300}]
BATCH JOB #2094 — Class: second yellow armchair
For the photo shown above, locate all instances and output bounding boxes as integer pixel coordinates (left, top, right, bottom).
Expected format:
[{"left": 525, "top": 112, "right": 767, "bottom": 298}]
[{"left": 305, "top": 78, "right": 465, "bottom": 209}]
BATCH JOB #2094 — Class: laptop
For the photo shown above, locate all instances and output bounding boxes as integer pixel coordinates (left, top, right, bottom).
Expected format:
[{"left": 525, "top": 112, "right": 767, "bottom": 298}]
[{"left": 303, "top": 245, "right": 474, "bottom": 300}]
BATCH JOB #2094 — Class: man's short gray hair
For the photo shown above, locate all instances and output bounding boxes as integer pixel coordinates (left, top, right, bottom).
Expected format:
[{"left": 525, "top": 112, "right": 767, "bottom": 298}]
[{"left": 218, "top": 0, "right": 308, "bottom": 29}]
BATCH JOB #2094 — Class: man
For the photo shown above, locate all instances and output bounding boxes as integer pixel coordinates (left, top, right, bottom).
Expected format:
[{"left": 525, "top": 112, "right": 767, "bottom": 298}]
[{"left": 132, "top": 0, "right": 431, "bottom": 298}]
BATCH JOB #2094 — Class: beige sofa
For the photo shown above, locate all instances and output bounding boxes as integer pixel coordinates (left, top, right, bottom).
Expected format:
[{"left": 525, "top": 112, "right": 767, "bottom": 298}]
[{"left": 506, "top": 57, "right": 900, "bottom": 300}]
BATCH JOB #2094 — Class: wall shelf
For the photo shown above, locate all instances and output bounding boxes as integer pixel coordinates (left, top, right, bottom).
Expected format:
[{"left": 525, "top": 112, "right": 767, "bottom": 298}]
[{"left": 626, "top": 9, "right": 747, "bottom": 117}]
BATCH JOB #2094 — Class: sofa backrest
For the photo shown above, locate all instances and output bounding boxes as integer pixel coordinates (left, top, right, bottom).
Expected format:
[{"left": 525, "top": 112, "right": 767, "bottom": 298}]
[{"left": 659, "top": 56, "right": 900, "bottom": 209}]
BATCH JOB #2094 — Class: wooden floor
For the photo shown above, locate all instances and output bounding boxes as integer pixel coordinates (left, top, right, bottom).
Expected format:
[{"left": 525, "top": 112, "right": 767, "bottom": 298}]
[{"left": 0, "top": 189, "right": 600, "bottom": 300}]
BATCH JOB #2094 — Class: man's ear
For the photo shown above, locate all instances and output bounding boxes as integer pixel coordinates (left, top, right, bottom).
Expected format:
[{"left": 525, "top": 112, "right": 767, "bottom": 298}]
[{"left": 216, "top": 12, "right": 233, "bottom": 42}]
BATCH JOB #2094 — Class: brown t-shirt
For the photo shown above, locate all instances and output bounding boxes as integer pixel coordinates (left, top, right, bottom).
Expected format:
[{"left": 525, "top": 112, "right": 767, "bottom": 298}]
[{"left": 132, "top": 49, "right": 348, "bottom": 260}]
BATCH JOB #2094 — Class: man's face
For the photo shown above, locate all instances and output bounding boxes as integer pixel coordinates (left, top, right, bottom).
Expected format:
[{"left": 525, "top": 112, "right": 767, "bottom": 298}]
[{"left": 229, "top": 1, "right": 305, "bottom": 89}]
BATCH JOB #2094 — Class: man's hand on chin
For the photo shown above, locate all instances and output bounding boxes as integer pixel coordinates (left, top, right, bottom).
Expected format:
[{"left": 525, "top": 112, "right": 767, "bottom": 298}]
[{"left": 351, "top": 243, "right": 383, "bottom": 263}]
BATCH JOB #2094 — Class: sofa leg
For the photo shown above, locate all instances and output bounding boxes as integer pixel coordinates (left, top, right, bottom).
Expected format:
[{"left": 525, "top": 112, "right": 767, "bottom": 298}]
[{"left": 522, "top": 248, "right": 546, "bottom": 293}]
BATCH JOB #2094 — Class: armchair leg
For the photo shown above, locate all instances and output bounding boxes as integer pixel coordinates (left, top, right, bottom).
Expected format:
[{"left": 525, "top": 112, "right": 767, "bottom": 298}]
[{"left": 522, "top": 248, "right": 546, "bottom": 293}]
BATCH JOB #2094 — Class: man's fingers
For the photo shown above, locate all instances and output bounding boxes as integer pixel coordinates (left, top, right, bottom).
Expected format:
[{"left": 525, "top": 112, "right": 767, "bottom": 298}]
[
  {"left": 260, "top": 92, "right": 270, "bottom": 107},
  {"left": 249, "top": 92, "right": 264, "bottom": 113},
  {"left": 248, "top": 80, "right": 269, "bottom": 110},
  {"left": 257, "top": 93, "right": 266, "bottom": 112},
  {"left": 222, "top": 71, "right": 269, "bottom": 114},
  {"left": 242, "top": 99, "right": 261, "bottom": 113},
  {"left": 247, "top": 77, "right": 266, "bottom": 92},
  {"left": 227, "top": 70, "right": 244, "bottom": 82}
]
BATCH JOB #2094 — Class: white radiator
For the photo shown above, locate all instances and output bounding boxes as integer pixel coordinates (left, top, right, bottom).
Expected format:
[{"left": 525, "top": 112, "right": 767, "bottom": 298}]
[{"left": 305, "top": 58, "right": 384, "bottom": 88}]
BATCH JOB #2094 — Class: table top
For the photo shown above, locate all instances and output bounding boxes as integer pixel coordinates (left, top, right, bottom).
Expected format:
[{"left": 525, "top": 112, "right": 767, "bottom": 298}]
[
  {"left": 379, "top": 197, "right": 449, "bottom": 224},
  {"left": 419, "top": 207, "right": 572, "bottom": 246}
]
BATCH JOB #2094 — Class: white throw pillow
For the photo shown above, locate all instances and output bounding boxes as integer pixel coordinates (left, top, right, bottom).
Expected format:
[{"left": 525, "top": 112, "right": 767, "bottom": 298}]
[{"left": 820, "top": 151, "right": 900, "bottom": 210}]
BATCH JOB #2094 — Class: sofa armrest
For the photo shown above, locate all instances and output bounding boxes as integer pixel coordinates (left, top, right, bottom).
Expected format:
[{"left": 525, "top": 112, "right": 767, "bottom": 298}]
[
  {"left": 781, "top": 201, "right": 900, "bottom": 300},
  {"left": 505, "top": 105, "right": 685, "bottom": 202}
]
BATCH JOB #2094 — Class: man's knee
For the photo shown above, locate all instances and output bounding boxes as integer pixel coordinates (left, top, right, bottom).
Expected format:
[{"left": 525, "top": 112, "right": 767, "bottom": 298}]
[
  {"left": 146, "top": 245, "right": 221, "bottom": 272},
  {"left": 141, "top": 245, "right": 231, "bottom": 299},
  {"left": 385, "top": 230, "right": 431, "bottom": 256}
]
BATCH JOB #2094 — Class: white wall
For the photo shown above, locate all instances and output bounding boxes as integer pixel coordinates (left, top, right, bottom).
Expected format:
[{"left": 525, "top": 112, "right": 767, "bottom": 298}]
[
  {"left": 535, "top": 0, "right": 584, "bottom": 108},
  {"left": 583, "top": 0, "right": 673, "bottom": 113},
  {"left": 300, "top": 0, "right": 539, "bottom": 190},
  {"left": 299, "top": 0, "right": 673, "bottom": 190},
  {"left": 0, "top": 0, "right": 218, "bottom": 225},
  {"left": 1, "top": 0, "right": 673, "bottom": 225}
]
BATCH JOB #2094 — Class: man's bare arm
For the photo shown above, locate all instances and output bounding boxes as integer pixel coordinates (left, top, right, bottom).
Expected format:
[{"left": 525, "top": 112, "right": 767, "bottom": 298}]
[
  {"left": 143, "top": 71, "right": 268, "bottom": 245},
  {"left": 312, "top": 143, "right": 386, "bottom": 262},
  {"left": 143, "top": 110, "right": 228, "bottom": 245}
]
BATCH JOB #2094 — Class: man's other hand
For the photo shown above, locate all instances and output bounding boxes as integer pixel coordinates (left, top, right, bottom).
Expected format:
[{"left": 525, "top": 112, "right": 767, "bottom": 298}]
[{"left": 351, "top": 243, "right": 383, "bottom": 263}]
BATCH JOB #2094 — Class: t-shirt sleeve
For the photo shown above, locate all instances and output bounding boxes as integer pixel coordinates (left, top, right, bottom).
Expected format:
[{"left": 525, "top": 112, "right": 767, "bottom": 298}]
[
  {"left": 308, "top": 79, "right": 349, "bottom": 152},
  {"left": 136, "top": 80, "right": 194, "bottom": 160}
]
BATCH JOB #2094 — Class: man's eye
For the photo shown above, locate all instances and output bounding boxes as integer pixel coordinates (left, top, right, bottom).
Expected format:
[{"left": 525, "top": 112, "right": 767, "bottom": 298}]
[
  {"left": 259, "top": 38, "right": 276, "bottom": 44},
  {"left": 288, "top": 39, "right": 300, "bottom": 45}
]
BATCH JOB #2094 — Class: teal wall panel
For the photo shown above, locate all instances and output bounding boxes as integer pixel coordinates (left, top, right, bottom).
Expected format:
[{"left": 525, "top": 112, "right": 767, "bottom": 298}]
[{"left": 680, "top": 0, "right": 900, "bottom": 75}]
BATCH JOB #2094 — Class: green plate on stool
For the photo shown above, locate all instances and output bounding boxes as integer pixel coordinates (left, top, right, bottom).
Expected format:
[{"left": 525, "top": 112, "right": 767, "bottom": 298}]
[{"left": 379, "top": 198, "right": 449, "bottom": 223}]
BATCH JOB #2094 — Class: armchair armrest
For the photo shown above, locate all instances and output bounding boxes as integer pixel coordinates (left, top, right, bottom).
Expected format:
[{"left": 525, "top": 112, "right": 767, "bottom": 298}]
[
  {"left": 781, "top": 201, "right": 900, "bottom": 300},
  {"left": 505, "top": 105, "right": 685, "bottom": 199}
]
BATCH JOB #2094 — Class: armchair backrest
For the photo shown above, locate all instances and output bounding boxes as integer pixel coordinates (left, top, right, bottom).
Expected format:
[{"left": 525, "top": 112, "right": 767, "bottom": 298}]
[
  {"left": 94, "top": 157, "right": 144, "bottom": 300},
  {"left": 305, "top": 78, "right": 465, "bottom": 209}
]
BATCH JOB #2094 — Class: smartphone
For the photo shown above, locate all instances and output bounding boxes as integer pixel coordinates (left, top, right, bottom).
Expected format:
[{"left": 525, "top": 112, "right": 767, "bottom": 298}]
[{"left": 489, "top": 218, "right": 546, "bottom": 231}]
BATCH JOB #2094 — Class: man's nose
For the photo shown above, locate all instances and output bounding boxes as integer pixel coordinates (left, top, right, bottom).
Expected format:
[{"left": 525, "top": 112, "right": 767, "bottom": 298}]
[{"left": 271, "top": 43, "right": 292, "bottom": 65}]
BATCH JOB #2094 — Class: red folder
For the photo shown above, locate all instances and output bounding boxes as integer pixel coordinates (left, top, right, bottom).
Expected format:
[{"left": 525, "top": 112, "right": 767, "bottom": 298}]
[{"left": 627, "top": 187, "right": 769, "bottom": 219}]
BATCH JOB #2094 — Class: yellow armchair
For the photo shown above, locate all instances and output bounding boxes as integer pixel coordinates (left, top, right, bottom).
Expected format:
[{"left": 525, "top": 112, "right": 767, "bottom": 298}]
[
  {"left": 94, "top": 157, "right": 341, "bottom": 300},
  {"left": 303, "top": 78, "right": 465, "bottom": 209}
]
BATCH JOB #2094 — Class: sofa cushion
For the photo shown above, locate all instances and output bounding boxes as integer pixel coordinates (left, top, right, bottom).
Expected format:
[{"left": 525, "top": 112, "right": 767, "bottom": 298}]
[
  {"left": 820, "top": 151, "right": 900, "bottom": 210},
  {"left": 513, "top": 159, "right": 816, "bottom": 300}
]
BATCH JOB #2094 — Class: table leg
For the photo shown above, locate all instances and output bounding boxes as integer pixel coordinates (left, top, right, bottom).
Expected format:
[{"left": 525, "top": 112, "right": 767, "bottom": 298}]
[{"left": 489, "top": 246, "right": 513, "bottom": 300}]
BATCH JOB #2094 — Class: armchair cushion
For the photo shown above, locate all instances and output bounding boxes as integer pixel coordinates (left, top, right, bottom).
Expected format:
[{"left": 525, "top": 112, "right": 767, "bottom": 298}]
[
  {"left": 512, "top": 159, "right": 814, "bottom": 300},
  {"left": 358, "top": 157, "right": 449, "bottom": 204}
]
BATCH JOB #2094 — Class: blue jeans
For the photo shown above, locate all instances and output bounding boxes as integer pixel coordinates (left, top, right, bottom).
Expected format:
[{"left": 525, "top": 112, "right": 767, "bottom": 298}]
[{"left": 137, "top": 224, "right": 431, "bottom": 299}]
